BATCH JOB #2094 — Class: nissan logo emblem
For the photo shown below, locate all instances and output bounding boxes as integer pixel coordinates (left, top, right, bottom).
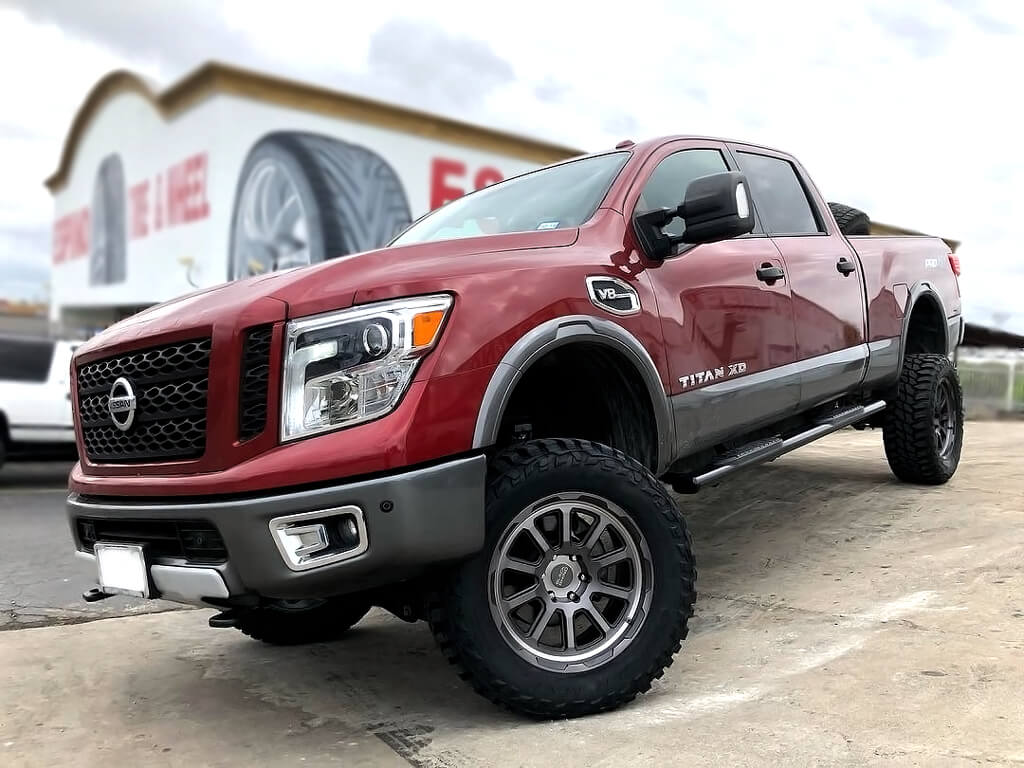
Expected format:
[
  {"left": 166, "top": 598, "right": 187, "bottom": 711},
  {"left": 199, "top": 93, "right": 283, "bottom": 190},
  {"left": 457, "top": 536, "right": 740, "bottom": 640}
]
[{"left": 108, "top": 376, "right": 137, "bottom": 432}]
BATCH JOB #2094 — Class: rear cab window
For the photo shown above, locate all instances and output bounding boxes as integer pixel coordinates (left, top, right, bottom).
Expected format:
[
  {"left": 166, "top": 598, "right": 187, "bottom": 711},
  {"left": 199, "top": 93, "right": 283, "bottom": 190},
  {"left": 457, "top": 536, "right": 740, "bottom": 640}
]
[
  {"left": 734, "top": 152, "right": 823, "bottom": 235},
  {"left": 0, "top": 338, "right": 56, "bottom": 382}
]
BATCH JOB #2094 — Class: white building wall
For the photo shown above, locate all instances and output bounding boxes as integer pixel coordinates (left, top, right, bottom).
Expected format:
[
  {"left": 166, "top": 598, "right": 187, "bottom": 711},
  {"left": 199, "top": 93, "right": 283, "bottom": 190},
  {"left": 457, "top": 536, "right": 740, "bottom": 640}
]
[{"left": 50, "top": 84, "right": 552, "bottom": 335}]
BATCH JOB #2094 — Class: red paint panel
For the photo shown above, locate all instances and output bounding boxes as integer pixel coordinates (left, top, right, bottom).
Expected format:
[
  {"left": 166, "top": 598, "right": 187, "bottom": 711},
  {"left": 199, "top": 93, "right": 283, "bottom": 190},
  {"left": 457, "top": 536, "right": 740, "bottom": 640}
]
[
  {"left": 849, "top": 237, "right": 961, "bottom": 341},
  {"left": 773, "top": 235, "right": 867, "bottom": 358},
  {"left": 649, "top": 238, "right": 796, "bottom": 394}
]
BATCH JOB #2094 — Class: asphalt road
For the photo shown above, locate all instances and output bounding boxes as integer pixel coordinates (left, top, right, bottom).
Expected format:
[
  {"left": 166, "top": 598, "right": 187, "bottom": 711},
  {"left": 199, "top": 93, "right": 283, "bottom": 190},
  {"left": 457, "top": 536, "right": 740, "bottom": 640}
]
[{"left": 0, "top": 461, "right": 180, "bottom": 629}]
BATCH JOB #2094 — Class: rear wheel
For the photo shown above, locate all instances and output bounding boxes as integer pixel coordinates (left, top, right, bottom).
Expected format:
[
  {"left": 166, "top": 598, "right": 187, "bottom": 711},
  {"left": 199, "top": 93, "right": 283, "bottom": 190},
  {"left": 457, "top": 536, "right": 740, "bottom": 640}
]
[
  {"left": 430, "top": 439, "right": 696, "bottom": 718},
  {"left": 235, "top": 597, "right": 372, "bottom": 646},
  {"left": 883, "top": 353, "right": 964, "bottom": 484}
]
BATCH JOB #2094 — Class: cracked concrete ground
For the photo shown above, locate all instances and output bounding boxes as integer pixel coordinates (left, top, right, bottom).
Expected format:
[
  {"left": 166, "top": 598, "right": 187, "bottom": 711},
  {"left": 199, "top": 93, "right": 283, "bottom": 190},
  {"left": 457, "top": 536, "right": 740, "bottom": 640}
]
[{"left": 1, "top": 423, "right": 1023, "bottom": 766}]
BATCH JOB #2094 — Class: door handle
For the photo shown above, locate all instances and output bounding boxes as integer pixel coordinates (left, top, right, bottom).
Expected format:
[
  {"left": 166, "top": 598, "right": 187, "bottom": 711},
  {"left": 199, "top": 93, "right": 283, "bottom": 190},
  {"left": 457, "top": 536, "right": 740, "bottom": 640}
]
[
  {"left": 756, "top": 263, "right": 785, "bottom": 284},
  {"left": 837, "top": 257, "right": 856, "bottom": 275}
]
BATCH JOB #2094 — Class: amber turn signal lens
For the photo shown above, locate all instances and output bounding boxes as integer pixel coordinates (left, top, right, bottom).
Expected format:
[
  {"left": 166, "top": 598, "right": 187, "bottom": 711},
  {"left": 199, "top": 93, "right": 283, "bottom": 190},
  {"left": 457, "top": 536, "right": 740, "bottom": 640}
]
[{"left": 412, "top": 310, "right": 445, "bottom": 347}]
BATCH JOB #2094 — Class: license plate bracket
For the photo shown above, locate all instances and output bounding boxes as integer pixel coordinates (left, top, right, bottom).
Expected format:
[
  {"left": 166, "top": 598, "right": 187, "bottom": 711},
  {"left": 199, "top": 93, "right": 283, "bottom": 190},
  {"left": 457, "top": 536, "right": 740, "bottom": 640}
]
[{"left": 95, "top": 543, "right": 150, "bottom": 598}]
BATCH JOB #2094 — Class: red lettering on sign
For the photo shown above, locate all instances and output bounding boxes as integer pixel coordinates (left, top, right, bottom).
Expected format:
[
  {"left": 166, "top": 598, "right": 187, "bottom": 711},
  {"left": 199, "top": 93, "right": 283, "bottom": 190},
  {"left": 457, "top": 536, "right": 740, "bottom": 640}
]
[
  {"left": 52, "top": 208, "right": 89, "bottom": 264},
  {"left": 430, "top": 157, "right": 466, "bottom": 210},
  {"left": 473, "top": 166, "right": 503, "bottom": 189},
  {"left": 166, "top": 152, "right": 210, "bottom": 227},
  {"left": 431, "top": 158, "right": 507, "bottom": 209},
  {"left": 154, "top": 172, "right": 163, "bottom": 231},
  {"left": 53, "top": 152, "right": 210, "bottom": 266},
  {"left": 129, "top": 180, "right": 149, "bottom": 239}
]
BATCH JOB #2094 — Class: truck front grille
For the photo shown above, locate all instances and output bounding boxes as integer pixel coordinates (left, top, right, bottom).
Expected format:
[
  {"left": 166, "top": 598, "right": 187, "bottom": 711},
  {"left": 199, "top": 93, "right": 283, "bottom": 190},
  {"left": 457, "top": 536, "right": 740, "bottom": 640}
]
[
  {"left": 238, "top": 325, "right": 272, "bottom": 441},
  {"left": 76, "top": 517, "right": 227, "bottom": 563},
  {"left": 76, "top": 338, "right": 211, "bottom": 463}
]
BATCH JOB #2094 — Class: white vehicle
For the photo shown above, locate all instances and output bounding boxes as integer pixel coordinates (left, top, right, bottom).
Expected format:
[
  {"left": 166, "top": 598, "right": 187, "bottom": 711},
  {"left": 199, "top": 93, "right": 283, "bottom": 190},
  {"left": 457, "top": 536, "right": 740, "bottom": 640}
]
[{"left": 0, "top": 337, "right": 79, "bottom": 468}]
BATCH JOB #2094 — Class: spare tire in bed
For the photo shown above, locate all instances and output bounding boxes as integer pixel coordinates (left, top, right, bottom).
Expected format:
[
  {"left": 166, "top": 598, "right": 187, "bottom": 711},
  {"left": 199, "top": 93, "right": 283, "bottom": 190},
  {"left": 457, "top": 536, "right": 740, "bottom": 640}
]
[{"left": 827, "top": 202, "right": 870, "bottom": 236}]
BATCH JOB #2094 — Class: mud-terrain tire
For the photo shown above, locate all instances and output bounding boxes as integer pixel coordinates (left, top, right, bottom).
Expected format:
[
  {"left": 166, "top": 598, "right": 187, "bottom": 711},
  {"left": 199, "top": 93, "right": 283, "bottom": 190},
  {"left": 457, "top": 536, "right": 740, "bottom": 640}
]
[
  {"left": 828, "top": 202, "right": 870, "bottom": 236},
  {"left": 883, "top": 353, "right": 963, "bottom": 484},
  {"left": 228, "top": 132, "right": 412, "bottom": 280},
  {"left": 89, "top": 154, "right": 126, "bottom": 286},
  {"left": 430, "top": 438, "right": 696, "bottom": 718},
  {"left": 235, "top": 598, "right": 372, "bottom": 646}
]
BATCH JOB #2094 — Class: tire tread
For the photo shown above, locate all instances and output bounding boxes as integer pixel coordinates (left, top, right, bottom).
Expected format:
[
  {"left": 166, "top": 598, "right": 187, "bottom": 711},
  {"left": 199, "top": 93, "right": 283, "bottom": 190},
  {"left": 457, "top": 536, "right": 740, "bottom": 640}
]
[
  {"left": 883, "top": 353, "right": 963, "bottom": 484},
  {"left": 429, "top": 438, "right": 696, "bottom": 718},
  {"left": 828, "top": 201, "right": 870, "bottom": 236}
]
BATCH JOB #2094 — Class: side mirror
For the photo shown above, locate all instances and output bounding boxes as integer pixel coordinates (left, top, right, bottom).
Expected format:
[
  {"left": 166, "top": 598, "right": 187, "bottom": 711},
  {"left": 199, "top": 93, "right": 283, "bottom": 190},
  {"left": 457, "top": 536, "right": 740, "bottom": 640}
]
[{"left": 634, "top": 171, "right": 755, "bottom": 259}]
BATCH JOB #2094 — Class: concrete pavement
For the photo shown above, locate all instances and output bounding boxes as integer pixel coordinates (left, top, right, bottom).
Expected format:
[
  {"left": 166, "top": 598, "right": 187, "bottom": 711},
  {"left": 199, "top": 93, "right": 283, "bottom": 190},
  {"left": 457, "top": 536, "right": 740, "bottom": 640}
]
[{"left": 2, "top": 423, "right": 1023, "bottom": 766}]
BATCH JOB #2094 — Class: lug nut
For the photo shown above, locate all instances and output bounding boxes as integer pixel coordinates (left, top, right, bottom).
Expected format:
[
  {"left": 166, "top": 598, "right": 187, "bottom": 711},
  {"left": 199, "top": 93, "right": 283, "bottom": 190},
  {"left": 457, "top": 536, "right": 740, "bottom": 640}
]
[
  {"left": 568, "top": 591, "right": 579, "bottom": 602},
  {"left": 570, "top": 555, "right": 577, "bottom": 561},
  {"left": 548, "top": 591, "right": 556, "bottom": 600}
]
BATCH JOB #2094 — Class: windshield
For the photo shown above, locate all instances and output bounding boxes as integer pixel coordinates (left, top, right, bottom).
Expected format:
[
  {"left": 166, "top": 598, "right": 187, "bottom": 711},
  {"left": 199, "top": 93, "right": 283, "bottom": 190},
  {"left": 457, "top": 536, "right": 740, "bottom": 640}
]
[{"left": 391, "top": 152, "right": 629, "bottom": 247}]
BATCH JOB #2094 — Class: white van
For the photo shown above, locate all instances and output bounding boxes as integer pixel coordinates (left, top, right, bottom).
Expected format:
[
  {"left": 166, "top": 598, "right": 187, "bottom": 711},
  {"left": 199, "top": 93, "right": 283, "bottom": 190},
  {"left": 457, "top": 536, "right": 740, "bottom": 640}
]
[{"left": 0, "top": 337, "right": 79, "bottom": 468}]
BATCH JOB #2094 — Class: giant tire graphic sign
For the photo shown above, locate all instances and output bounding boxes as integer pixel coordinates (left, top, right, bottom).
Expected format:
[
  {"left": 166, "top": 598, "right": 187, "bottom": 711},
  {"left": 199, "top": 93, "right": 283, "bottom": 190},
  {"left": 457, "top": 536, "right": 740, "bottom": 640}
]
[
  {"left": 228, "top": 132, "right": 412, "bottom": 280},
  {"left": 89, "top": 154, "right": 127, "bottom": 285}
]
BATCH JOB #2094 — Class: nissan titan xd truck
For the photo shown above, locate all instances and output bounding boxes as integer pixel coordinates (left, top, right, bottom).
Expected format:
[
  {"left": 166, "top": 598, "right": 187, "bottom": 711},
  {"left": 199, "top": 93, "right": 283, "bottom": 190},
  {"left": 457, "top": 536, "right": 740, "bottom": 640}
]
[{"left": 67, "top": 136, "right": 963, "bottom": 718}]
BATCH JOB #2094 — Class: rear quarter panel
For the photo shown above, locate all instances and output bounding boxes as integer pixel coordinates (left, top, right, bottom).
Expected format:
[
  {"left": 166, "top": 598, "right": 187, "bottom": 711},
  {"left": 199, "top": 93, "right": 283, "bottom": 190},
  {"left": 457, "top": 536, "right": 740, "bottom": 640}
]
[{"left": 848, "top": 236, "right": 961, "bottom": 342}]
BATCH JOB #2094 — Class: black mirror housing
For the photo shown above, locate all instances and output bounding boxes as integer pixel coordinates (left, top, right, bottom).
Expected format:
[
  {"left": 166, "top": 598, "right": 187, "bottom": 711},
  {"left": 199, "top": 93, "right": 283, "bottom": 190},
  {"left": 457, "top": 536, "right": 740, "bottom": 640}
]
[
  {"left": 680, "top": 171, "right": 754, "bottom": 244},
  {"left": 633, "top": 171, "right": 755, "bottom": 260}
]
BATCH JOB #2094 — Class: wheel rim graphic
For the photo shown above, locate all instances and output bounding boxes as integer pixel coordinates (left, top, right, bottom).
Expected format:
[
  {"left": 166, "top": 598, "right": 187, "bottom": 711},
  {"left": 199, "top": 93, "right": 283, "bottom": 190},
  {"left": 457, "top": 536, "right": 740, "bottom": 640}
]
[
  {"left": 934, "top": 378, "right": 957, "bottom": 458},
  {"left": 487, "top": 492, "right": 653, "bottom": 671},
  {"left": 231, "top": 158, "right": 311, "bottom": 278}
]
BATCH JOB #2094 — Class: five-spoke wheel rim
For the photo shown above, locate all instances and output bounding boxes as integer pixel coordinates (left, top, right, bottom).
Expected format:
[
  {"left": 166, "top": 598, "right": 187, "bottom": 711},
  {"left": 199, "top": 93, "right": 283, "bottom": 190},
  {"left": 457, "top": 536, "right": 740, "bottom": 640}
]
[
  {"left": 231, "top": 158, "right": 311, "bottom": 279},
  {"left": 934, "top": 378, "right": 957, "bottom": 458},
  {"left": 488, "top": 492, "right": 653, "bottom": 672}
]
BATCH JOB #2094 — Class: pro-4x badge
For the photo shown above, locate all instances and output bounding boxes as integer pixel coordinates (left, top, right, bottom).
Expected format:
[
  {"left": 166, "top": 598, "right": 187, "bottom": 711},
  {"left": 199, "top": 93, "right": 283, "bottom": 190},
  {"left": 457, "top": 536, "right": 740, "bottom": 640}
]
[{"left": 586, "top": 276, "right": 640, "bottom": 316}]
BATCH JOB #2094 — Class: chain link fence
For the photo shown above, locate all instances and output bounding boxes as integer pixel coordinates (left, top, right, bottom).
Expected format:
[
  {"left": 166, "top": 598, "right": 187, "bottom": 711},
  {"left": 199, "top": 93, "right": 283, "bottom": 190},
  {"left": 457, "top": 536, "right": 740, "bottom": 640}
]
[{"left": 957, "top": 349, "right": 1024, "bottom": 417}]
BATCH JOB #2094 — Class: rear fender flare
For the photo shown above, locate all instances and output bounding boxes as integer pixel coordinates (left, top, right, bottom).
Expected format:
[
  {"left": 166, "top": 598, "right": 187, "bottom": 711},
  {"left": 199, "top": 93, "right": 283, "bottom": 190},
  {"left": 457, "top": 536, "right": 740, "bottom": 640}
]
[
  {"left": 471, "top": 315, "right": 674, "bottom": 474},
  {"left": 899, "top": 282, "right": 949, "bottom": 369}
]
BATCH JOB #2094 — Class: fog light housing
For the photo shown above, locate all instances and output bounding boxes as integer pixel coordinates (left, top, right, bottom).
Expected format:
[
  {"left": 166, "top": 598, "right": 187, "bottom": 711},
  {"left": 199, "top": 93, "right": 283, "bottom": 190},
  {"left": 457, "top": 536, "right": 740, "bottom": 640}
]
[{"left": 269, "top": 506, "right": 368, "bottom": 571}]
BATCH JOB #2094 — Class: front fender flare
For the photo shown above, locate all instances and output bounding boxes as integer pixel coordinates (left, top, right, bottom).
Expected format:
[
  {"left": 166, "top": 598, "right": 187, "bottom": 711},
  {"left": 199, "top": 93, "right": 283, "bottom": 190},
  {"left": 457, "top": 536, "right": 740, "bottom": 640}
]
[{"left": 471, "top": 315, "right": 674, "bottom": 474}]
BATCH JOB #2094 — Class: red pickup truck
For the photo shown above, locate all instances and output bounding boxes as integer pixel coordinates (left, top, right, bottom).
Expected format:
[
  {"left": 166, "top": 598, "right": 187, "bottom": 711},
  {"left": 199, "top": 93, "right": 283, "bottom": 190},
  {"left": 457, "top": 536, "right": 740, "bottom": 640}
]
[{"left": 67, "top": 136, "right": 963, "bottom": 718}]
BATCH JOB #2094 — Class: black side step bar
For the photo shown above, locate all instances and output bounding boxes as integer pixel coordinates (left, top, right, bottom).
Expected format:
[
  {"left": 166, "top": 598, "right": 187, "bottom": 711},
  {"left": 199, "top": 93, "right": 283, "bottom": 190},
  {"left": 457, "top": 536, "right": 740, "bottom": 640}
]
[{"left": 692, "top": 400, "right": 886, "bottom": 487}]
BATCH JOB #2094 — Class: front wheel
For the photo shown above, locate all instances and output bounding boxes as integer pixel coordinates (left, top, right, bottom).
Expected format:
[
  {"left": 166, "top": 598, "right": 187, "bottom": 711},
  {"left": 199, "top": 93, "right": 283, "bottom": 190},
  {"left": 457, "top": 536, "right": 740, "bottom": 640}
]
[
  {"left": 883, "top": 353, "right": 964, "bottom": 484},
  {"left": 430, "top": 439, "right": 696, "bottom": 718}
]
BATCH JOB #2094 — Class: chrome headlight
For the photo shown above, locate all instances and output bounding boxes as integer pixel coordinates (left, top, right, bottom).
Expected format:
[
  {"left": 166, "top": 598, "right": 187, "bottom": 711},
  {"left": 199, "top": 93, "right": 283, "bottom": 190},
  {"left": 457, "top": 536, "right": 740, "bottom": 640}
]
[{"left": 281, "top": 295, "right": 452, "bottom": 441}]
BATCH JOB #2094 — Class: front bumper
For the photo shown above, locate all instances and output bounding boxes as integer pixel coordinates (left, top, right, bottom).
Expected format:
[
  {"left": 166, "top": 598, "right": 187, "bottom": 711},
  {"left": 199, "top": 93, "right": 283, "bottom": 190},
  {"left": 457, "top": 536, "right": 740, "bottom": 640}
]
[{"left": 69, "top": 455, "right": 486, "bottom": 606}]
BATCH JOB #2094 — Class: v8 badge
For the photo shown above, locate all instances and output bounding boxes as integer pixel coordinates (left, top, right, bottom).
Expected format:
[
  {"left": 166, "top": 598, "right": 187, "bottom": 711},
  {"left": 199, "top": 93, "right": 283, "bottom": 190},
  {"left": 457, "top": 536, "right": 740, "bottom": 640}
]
[{"left": 586, "top": 276, "right": 640, "bottom": 316}]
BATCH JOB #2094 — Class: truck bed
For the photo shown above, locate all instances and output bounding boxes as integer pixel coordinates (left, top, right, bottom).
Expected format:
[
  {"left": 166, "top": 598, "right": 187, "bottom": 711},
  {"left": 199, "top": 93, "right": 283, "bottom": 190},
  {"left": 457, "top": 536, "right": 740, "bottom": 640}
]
[{"left": 847, "top": 235, "right": 961, "bottom": 343}]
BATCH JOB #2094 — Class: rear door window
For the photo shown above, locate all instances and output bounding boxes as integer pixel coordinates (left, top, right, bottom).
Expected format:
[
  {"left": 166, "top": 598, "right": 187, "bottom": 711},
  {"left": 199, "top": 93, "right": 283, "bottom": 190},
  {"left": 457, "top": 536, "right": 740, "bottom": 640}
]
[
  {"left": 0, "top": 338, "right": 55, "bottom": 382},
  {"left": 735, "top": 152, "right": 822, "bottom": 235}
]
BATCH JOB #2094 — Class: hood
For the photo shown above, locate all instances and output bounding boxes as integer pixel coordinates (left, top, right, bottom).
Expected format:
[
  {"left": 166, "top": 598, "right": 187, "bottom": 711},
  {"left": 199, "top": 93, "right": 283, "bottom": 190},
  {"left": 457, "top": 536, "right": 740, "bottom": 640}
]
[
  {"left": 77, "top": 228, "right": 577, "bottom": 357},
  {"left": 263, "top": 227, "right": 578, "bottom": 317}
]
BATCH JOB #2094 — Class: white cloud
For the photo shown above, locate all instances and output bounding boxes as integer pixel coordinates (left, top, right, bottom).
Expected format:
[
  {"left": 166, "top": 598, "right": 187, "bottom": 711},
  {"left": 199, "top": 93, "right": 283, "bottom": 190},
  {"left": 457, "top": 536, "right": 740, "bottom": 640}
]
[{"left": 0, "top": 0, "right": 1022, "bottom": 330}]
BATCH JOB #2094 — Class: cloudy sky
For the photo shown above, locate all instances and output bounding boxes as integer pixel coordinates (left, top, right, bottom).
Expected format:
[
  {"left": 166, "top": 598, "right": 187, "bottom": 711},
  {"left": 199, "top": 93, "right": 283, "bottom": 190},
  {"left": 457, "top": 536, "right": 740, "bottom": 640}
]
[{"left": 1, "top": 0, "right": 1022, "bottom": 331}]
